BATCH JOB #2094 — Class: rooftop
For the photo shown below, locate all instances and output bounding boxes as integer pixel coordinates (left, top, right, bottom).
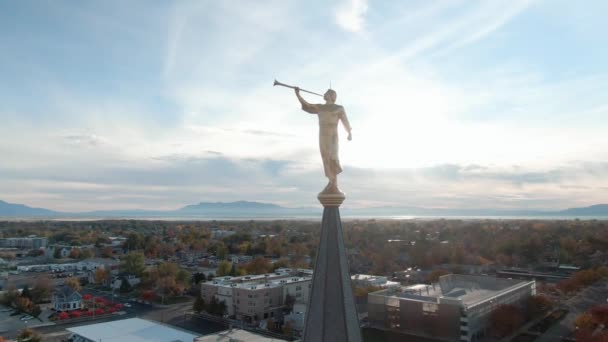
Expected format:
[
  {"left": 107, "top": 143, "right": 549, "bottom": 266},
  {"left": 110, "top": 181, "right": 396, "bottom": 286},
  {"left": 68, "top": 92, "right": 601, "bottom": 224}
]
[
  {"left": 373, "top": 274, "right": 534, "bottom": 308},
  {"left": 205, "top": 268, "right": 312, "bottom": 290},
  {"left": 67, "top": 318, "right": 198, "bottom": 342},
  {"left": 195, "top": 328, "right": 286, "bottom": 341}
]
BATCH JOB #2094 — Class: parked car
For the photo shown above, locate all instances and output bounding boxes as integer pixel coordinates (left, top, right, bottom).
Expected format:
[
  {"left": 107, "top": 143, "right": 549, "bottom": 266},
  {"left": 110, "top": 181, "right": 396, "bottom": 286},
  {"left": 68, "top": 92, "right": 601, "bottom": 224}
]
[{"left": 20, "top": 315, "right": 34, "bottom": 321}]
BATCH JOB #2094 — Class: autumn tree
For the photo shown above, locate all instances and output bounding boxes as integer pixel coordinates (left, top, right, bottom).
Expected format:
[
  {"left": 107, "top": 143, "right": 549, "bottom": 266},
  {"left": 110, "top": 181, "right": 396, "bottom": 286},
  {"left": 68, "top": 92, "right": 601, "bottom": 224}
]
[
  {"left": 65, "top": 277, "right": 82, "bottom": 292},
  {"left": 526, "top": 294, "right": 553, "bottom": 318},
  {"left": 283, "top": 321, "right": 294, "bottom": 337},
  {"left": 427, "top": 269, "right": 450, "bottom": 283},
  {"left": 243, "top": 257, "right": 272, "bottom": 275},
  {"left": 94, "top": 268, "right": 110, "bottom": 285},
  {"left": 17, "top": 329, "right": 41, "bottom": 342}
]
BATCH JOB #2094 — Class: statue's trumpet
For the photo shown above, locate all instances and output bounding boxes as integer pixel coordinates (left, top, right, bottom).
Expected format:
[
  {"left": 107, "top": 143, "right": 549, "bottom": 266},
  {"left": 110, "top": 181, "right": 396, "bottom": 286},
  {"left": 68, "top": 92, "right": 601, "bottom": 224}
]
[{"left": 273, "top": 79, "right": 323, "bottom": 97}]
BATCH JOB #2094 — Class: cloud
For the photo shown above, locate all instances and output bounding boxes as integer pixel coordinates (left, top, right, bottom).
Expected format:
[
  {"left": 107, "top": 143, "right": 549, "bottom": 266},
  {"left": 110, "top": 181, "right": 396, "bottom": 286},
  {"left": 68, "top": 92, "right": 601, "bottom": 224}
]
[
  {"left": 335, "top": 0, "right": 368, "bottom": 32},
  {"left": 2, "top": 1, "right": 608, "bottom": 212},
  {"left": 61, "top": 133, "right": 104, "bottom": 147}
]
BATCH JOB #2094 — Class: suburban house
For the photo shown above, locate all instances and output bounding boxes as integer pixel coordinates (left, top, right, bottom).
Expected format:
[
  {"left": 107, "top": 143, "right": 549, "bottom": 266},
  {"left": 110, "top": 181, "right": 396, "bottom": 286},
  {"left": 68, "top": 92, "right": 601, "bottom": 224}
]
[
  {"left": 52, "top": 286, "right": 83, "bottom": 311},
  {"left": 111, "top": 274, "right": 141, "bottom": 290}
]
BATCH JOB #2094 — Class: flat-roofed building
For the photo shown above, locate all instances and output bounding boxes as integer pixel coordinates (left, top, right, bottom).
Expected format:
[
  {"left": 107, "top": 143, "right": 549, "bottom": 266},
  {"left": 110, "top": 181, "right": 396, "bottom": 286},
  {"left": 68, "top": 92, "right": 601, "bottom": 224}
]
[
  {"left": 195, "top": 328, "right": 287, "bottom": 341},
  {"left": 66, "top": 317, "right": 198, "bottom": 342},
  {"left": 0, "top": 237, "right": 47, "bottom": 249},
  {"left": 351, "top": 274, "right": 400, "bottom": 288},
  {"left": 368, "top": 274, "right": 535, "bottom": 342},
  {"left": 201, "top": 268, "right": 312, "bottom": 324}
]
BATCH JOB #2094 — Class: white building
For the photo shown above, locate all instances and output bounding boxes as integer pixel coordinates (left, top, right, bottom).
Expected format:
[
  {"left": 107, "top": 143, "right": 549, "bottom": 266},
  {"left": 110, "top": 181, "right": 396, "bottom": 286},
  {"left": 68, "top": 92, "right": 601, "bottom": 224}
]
[
  {"left": 201, "top": 268, "right": 312, "bottom": 324},
  {"left": 67, "top": 317, "right": 198, "bottom": 342},
  {"left": 195, "top": 328, "right": 287, "bottom": 341},
  {"left": 351, "top": 274, "right": 400, "bottom": 288},
  {"left": 52, "top": 286, "right": 83, "bottom": 311}
]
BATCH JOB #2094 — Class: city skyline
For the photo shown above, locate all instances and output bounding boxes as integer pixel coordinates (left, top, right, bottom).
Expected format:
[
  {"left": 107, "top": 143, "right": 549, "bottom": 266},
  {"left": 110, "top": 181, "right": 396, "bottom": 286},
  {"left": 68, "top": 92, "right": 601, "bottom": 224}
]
[{"left": 1, "top": 1, "right": 608, "bottom": 211}]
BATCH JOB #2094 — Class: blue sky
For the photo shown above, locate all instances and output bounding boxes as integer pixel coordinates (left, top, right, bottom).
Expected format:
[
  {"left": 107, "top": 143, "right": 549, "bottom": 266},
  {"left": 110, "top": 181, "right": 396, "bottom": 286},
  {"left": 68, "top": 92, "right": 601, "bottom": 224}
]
[{"left": 1, "top": 0, "right": 607, "bottom": 211}]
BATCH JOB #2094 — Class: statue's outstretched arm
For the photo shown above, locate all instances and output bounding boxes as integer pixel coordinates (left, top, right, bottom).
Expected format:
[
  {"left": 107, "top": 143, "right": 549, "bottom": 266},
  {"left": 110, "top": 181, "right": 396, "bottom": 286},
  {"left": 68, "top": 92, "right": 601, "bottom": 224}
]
[{"left": 295, "top": 88, "right": 319, "bottom": 114}]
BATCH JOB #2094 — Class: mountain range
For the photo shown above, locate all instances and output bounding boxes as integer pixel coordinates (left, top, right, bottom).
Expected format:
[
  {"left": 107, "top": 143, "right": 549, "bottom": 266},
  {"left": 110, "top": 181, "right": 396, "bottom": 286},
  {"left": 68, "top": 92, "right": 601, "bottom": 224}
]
[{"left": 1, "top": 199, "right": 608, "bottom": 219}]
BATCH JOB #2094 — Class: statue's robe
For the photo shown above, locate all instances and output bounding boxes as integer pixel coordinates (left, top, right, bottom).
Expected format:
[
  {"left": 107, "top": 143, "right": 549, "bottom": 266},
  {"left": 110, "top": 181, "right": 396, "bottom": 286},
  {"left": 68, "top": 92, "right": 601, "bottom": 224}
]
[{"left": 301, "top": 102, "right": 351, "bottom": 179}]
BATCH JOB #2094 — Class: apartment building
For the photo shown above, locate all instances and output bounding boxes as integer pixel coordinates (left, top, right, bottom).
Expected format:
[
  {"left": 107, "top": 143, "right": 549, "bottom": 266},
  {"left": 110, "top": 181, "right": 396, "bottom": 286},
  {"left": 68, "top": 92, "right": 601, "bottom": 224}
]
[
  {"left": 0, "top": 237, "right": 47, "bottom": 249},
  {"left": 201, "top": 268, "right": 312, "bottom": 324}
]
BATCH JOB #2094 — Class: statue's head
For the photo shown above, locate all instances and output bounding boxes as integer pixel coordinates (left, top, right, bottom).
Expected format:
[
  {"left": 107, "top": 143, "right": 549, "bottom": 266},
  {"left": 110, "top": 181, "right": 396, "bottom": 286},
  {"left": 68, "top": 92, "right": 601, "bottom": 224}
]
[{"left": 324, "top": 89, "right": 337, "bottom": 103}]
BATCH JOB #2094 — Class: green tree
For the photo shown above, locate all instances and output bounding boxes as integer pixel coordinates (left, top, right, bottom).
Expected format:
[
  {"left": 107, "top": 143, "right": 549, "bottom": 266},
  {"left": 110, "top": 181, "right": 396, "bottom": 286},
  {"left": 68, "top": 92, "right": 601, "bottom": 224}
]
[
  {"left": 192, "top": 272, "right": 206, "bottom": 284},
  {"left": 216, "top": 260, "right": 232, "bottom": 277},
  {"left": 120, "top": 252, "right": 146, "bottom": 277},
  {"left": 284, "top": 294, "right": 296, "bottom": 313},
  {"left": 119, "top": 277, "right": 132, "bottom": 293},
  {"left": 53, "top": 248, "right": 62, "bottom": 259},
  {"left": 216, "top": 242, "right": 228, "bottom": 260}
]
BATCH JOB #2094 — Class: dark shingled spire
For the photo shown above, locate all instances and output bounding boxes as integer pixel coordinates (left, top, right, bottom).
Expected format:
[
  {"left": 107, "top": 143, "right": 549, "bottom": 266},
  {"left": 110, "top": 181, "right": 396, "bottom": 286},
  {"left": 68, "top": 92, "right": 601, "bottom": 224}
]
[{"left": 303, "top": 202, "right": 362, "bottom": 342}]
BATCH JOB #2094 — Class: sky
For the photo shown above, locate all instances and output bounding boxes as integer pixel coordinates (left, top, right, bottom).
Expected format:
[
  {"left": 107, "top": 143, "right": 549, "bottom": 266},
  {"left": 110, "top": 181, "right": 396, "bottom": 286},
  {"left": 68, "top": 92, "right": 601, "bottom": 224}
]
[{"left": 1, "top": 0, "right": 608, "bottom": 212}]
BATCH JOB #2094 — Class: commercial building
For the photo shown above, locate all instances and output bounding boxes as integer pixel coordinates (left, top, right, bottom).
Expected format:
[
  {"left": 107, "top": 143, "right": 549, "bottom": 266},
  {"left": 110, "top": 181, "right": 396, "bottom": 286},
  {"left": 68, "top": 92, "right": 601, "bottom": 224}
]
[
  {"left": 351, "top": 274, "right": 400, "bottom": 288},
  {"left": 0, "top": 237, "right": 47, "bottom": 249},
  {"left": 66, "top": 317, "right": 198, "bottom": 342},
  {"left": 368, "top": 274, "right": 535, "bottom": 342},
  {"left": 194, "top": 328, "right": 287, "bottom": 341},
  {"left": 201, "top": 268, "right": 312, "bottom": 324}
]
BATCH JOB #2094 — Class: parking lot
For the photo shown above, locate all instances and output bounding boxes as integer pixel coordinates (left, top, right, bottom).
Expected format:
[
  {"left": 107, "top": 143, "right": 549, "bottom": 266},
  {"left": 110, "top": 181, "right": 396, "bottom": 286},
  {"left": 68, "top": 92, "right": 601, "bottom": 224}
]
[{"left": 0, "top": 304, "right": 54, "bottom": 336}]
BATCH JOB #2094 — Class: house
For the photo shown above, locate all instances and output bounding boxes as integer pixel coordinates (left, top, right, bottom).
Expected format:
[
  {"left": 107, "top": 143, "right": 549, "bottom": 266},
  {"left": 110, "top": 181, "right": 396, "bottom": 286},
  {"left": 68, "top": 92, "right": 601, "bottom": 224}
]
[
  {"left": 111, "top": 274, "right": 141, "bottom": 290},
  {"left": 52, "top": 286, "right": 83, "bottom": 311}
]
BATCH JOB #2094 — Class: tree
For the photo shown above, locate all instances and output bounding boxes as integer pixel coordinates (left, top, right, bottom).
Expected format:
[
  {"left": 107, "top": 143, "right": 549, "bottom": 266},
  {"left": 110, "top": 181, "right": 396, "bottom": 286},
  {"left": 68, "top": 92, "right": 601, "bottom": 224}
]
[
  {"left": 574, "top": 312, "right": 595, "bottom": 331},
  {"left": 94, "top": 268, "right": 110, "bottom": 285},
  {"left": 1, "top": 287, "right": 19, "bottom": 306},
  {"left": 193, "top": 294, "right": 205, "bottom": 313},
  {"left": 30, "top": 305, "right": 41, "bottom": 318},
  {"left": 282, "top": 321, "right": 294, "bottom": 337},
  {"left": 31, "top": 276, "right": 52, "bottom": 303},
  {"left": 590, "top": 304, "right": 608, "bottom": 326},
  {"left": 69, "top": 248, "right": 81, "bottom": 259},
  {"left": 244, "top": 257, "right": 272, "bottom": 275},
  {"left": 216, "top": 260, "right": 232, "bottom": 277},
  {"left": 120, "top": 252, "right": 146, "bottom": 277},
  {"left": 526, "top": 295, "right": 553, "bottom": 318},
  {"left": 192, "top": 272, "right": 206, "bottom": 284},
  {"left": 14, "top": 297, "right": 33, "bottom": 313},
  {"left": 65, "top": 277, "right": 82, "bottom": 292},
  {"left": 53, "top": 248, "right": 63, "bottom": 259},
  {"left": 427, "top": 269, "right": 450, "bottom": 283},
  {"left": 20, "top": 285, "right": 32, "bottom": 300},
  {"left": 17, "top": 329, "right": 41, "bottom": 342},
  {"left": 284, "top": 294, "right": 296, "bottom": 313},
  {"left": 266, "top": 318, "right": 276, "bottom": 332},
  {"left": 119, "top": 277, "right": 132, "bottom": 293},
  {"left": 216, "top": 242, "right": 228, "bottom": 260}
]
